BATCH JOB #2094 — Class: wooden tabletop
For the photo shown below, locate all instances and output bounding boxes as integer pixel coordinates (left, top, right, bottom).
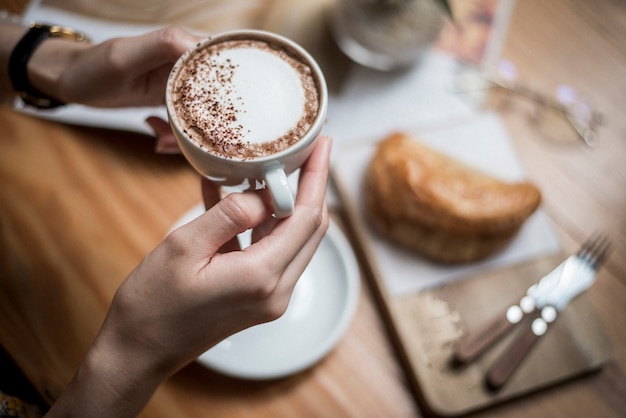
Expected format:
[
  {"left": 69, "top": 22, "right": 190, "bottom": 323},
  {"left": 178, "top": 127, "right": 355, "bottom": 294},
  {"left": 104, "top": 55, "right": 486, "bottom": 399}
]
[{"left": 1, "top": 0, "right": 625, "bottom": 416}]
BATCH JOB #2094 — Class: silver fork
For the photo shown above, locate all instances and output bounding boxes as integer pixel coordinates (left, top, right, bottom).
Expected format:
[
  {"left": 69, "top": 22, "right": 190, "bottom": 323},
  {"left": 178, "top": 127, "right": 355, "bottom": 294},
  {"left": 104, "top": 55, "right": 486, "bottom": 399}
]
[
  {"left": 484, "top": 234, "right": 612, "bottom": 390},
  {"left": 577, "top": 233, "right": 612, "bottom": 270}
]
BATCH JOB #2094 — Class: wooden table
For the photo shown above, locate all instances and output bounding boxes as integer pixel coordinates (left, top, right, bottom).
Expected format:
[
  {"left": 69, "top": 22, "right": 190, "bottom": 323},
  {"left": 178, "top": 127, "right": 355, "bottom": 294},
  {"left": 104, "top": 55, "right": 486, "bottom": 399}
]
[{"left": 1, "top": 0, "right": 625, "bottom": 416}]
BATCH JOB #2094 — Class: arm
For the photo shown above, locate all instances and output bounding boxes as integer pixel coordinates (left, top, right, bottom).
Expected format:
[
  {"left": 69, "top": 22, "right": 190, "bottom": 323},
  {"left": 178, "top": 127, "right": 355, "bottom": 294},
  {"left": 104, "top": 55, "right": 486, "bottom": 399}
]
[{"left": 45, "top": 136, "right": 331, "bottom": 417}]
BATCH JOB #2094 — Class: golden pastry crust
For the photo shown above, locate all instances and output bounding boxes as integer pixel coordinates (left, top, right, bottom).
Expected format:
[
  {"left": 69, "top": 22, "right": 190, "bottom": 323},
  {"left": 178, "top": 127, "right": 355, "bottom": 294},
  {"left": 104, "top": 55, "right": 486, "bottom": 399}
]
[{"left": 364, "top": 133, "right": 541, "bottom": 263}]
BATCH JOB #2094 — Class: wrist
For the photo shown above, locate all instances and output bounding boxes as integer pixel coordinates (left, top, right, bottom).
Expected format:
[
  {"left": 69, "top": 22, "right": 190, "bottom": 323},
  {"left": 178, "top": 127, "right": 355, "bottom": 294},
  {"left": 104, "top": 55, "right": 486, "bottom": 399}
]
[
  {"left": 28, "top": 36, "right": 91, "bottom": 105},
  {"left": 47, "top": 332, "right": 167, "bottom": 418}
]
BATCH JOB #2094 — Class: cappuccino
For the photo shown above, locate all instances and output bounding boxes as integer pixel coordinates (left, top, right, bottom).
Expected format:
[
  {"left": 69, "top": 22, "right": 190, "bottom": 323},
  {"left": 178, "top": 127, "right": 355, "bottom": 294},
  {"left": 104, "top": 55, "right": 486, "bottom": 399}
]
[{"left": 169, "top": 38, "right": 320, "bottom": 160}]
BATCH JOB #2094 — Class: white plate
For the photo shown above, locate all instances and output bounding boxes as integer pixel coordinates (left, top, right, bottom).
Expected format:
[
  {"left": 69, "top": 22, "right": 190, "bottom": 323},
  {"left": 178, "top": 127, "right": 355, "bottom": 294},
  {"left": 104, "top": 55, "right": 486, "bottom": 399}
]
[{"left": 169, "top": 204, "right": 360, "bottom": 379}]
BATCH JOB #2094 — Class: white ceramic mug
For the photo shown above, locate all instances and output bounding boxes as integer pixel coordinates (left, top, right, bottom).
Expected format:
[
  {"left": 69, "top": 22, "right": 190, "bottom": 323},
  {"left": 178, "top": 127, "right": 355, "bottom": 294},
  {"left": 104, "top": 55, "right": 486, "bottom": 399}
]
[{"left": 166, "top": 30, "right": 328, "bottom": 218}]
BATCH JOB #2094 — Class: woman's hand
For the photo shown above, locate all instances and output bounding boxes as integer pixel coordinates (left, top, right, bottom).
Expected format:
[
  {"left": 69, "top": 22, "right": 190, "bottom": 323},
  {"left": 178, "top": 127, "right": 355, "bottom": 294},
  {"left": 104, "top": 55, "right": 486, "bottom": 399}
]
[
  {"left": 114, "top": 137, "right": 330, "bottom": 369},
  {"left": 46, "top": 136, "right": 331, "bottom": 418},
  {"left": 30, "top": 27, "right": 201, "bottom": 107}
]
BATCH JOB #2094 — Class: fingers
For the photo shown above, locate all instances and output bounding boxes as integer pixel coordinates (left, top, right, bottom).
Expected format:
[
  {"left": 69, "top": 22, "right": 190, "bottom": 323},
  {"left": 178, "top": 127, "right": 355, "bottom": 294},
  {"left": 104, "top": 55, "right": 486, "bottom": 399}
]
[
  {"left": 224, "top": 136, "right": 331, "bottom": 319},
  {"left": 201, "top": 179, "right": 242, "bottom": 252},
  {"left": 147, "top": 117, "right": 181, "bottom": 154},
  {"left": 245, "top": 136, "right": 332, "bottom": 270},
  {"left": 109, "top": 27, "right": 201, "bottom": 106},
  {"left": 265, "top": 136, "right": 332, "bottom": 308},
  {"left": 117, "top": 27, "right": 199, "bottom": 72},
  {"left": 283, "top": 135, "right": 331, "bottom": 235},
  {"left": 295, "top": 136, "right": 332, "bottom": 210}
]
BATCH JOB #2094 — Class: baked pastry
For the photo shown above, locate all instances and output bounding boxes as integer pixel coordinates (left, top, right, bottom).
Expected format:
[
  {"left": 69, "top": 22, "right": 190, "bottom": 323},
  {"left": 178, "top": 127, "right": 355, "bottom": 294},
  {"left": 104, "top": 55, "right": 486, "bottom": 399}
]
[{"left": 364, "top": 132, "right": 541, "bottom": 263}]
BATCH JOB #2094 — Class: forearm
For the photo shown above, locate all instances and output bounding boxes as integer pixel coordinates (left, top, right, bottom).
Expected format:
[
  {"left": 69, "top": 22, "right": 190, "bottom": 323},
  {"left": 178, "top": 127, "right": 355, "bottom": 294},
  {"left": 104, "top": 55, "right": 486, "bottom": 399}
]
[{"left": 45, "top": 332, "right": 167, "bottom": 418}]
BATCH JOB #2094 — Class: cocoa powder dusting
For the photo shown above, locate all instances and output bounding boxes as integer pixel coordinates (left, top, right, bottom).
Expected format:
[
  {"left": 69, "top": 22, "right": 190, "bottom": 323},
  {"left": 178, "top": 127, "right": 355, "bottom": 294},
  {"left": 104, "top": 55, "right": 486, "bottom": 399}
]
[{"left": 172, "top": 39, "right": 319, "bottom": 160}]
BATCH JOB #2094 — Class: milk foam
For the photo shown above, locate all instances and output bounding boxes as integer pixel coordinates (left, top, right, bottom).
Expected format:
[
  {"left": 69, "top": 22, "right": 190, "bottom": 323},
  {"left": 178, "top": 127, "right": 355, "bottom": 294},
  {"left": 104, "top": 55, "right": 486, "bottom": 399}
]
[
  {"left": 221, "top": 48, "right": 304, "bottom": 144},
  {"left": 172, "top": 39, "right": 319, "bottom": 159}
]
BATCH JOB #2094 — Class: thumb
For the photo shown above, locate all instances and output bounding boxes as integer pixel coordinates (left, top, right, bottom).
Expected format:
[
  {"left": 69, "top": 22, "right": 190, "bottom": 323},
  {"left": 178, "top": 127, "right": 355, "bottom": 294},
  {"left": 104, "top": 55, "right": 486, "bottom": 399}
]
[{"left": 175, "top": 191, "right": 271, "bottom": 260}]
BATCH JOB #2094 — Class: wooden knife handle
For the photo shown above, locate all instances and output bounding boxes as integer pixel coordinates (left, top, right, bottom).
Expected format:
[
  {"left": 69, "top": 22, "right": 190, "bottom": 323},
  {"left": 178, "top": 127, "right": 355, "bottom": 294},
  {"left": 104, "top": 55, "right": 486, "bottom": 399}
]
[
  {"left": 485, "top": 316, "right": 542, "bottom": 390},
  {"left": 453, "top": 310, "right": 517, "bottom": 364}
]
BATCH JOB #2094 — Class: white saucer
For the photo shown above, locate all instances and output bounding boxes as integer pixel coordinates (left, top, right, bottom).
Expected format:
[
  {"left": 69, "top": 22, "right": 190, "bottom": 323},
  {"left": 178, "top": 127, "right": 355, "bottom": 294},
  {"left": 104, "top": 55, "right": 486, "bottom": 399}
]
[{"left": 169, "top": 204, "right": 360, "bottom": 380}]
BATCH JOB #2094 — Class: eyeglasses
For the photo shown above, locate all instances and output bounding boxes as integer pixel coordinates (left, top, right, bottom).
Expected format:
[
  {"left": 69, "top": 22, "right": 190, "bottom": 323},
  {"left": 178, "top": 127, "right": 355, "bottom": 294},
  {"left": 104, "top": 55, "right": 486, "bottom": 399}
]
[{"left": 454, "top": 60, "right": 604, "bottom": 147}]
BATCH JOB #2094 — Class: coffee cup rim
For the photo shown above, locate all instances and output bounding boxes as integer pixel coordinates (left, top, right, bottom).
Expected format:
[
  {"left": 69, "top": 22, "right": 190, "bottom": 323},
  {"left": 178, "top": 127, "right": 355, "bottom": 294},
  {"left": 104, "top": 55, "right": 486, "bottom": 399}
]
[{"left": 166, "top": 29, "right": 328, "bottom": 164}]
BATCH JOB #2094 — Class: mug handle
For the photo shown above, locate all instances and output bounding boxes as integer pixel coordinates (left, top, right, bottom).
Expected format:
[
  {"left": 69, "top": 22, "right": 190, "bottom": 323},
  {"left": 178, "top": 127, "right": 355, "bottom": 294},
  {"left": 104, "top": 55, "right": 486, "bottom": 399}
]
[{"left": 264, "top": 165, "right": 295, "bottom": 218}]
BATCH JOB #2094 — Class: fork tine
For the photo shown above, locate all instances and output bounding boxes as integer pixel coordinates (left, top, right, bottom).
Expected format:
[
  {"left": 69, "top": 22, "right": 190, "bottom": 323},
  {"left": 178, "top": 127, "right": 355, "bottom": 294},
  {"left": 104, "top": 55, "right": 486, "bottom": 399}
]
[{"left": 577, "top": 233, "right": 612, "bottom": 269}]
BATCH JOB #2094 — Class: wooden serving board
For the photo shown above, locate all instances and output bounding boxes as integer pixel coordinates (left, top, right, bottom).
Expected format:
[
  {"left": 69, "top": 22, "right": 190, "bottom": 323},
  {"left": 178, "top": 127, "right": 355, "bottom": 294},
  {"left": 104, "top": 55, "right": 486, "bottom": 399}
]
[
  {"left": 331, "top": 166, "right": 612, "bottom": 417},
  {"left": 389, "top": 254, "right": 611, "bottom": 416}
]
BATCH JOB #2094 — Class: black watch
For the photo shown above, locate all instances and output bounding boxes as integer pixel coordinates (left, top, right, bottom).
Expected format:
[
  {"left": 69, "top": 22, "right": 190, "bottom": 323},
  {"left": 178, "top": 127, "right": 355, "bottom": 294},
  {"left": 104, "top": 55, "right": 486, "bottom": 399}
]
[{"left": 8, "top": 23, "right": 90, "bottom": 109}]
